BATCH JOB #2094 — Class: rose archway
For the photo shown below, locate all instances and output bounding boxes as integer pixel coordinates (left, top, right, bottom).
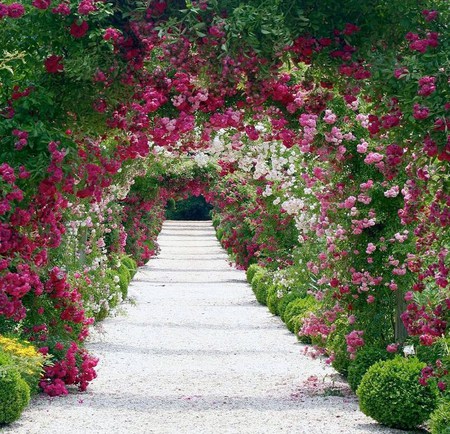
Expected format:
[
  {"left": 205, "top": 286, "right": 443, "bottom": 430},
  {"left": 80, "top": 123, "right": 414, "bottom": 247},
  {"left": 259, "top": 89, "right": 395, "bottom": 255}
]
[{"left": 0, "top": 0, "right": 448, "bottom": 428}]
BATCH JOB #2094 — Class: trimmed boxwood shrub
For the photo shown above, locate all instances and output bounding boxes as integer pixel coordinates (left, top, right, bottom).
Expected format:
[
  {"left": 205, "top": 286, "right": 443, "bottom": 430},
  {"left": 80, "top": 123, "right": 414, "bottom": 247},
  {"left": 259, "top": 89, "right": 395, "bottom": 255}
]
[
  {"left": 347, "top": 347, "right": 393, "bottom": 392},
  {"left": 327, "top": 321, "right": 351, "bottom": 376},
  {"left": 121, "top": 256, "right": 138, "bottom": 278},
  {"left": 0, "top": 367, "right": 30, "bottom": 424},
  {"left": 430, "top": 399, "right": 450, "bottom": 434},
  {"left": 357, "top": 357, "right": 438, "bottom": 429},
  {"left": 279, "top": 292, "right": 301, "bottom": 322},
  {"left": 246, "top": 264, "right": 263, "bottom": 284},
  {"left": 116, "top": 265, "right": 131, "bottom": 299},
  {"left": 283, "top": 296, "right": 316, "bottom": 334},
  {"left": 292, "top": 314, "right": 312, "bottom": 344},
  {"left": 252, "top": 271, "right": 271, "bottom": 306},
  {"left": 266, "top": 285, "right": 281, "bottom": 315}
]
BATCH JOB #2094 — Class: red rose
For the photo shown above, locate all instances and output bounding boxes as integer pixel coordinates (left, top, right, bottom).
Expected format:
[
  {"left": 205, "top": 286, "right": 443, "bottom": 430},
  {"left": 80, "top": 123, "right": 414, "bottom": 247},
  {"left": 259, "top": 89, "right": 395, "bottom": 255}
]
[
  {"left": 44, "top": 55, "right": 64, "bottom": 73},
  {"left": 7, "top": 3, "right": 25, "bottom": 18},
  {"left": 70, "top": 20, "right": 88, "bottom": 38},
  {"left": 32, "top": 0, "right": 51, "bottom": 9}
]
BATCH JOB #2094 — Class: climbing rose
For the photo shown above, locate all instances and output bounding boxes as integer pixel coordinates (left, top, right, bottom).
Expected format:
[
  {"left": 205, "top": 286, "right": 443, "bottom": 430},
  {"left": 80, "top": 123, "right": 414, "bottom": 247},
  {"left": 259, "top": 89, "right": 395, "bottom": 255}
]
[
  {"left": 70, "top": 20, "right": 88, "bottom": 38},
  {"left": 32, "top": 0, "right": 51, "bottom": 9},
  {"left": 386, "top": 343, "right": 399, "bottom": 353},
  {"left": 422, "top": 10, "right": 438, "bottom": 21},
  {"left": 7, "top": 2, "right": 25, "bottom": 17},
  {"left": 52, "top": 2, "right": 70, "bottom": 15},
  {"left": 44, "top": 55, "right": 64, "bottom": 73},
  {"left": 418, "top": 76, "right": 436, "bottom": 96},
  {"left": 413, "top": 103, "right": 430, "bottom": 120},
  {"left": 364, "top": 152, "right": 383, "bottom": 164},
  {"left": 78, "top": 0, "right": 96, "bottom": 15},
  {"left": 0, "top": 3, "right": 7, "bottom": 17},
  {"left": 103, "top": 27, "right": 121, "bottom": 41},
  {"left": 356, "top": 141, "right": 368, "bottom": 153}
]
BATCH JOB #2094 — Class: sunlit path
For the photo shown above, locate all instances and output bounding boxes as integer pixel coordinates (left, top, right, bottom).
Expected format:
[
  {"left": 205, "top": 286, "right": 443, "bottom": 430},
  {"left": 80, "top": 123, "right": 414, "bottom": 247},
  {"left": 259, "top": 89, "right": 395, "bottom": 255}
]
[{"left": 3, "top": 221, "right": 403, "bottom": 434}]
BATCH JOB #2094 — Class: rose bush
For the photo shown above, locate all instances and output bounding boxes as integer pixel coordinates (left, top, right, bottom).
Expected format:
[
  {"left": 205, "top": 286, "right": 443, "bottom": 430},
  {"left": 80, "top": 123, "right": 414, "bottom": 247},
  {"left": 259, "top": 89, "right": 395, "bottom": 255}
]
[{"left": 0, "top": 1, "right": 448, "bottom": 430}]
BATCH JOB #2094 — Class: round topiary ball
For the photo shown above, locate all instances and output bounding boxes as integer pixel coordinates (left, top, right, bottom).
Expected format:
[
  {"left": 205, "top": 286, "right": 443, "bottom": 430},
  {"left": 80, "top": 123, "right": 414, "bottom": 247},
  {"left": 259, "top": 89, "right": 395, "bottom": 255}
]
[
  {"left": 430, "top": 399, "right": 450, "bottom": 434},
  {"left": 357, "top": 357, "right": 438, "bottom": 429},
  {"left": 284, "top": 296, "right": 316, "bottom": 333},
  {"left": 117, "top": 267, "right": 130, "bottom": 300},
  {"left": 279, "top": 292, "right": 300, "bottom": 323},
  {"left": 121, "top": 256, "right": 137, "bottom": 278},
  {"left": 254, "top": 275, "right": 271, "bottom": 306},
  {"left": 250, "top": 269, "right": 270, "bottom": 305},
  {"left": 266, "top": 285, "right": 281, "bottom": 316},
  {"left": 347, "top": 347, "right": 393, "bottom": 392},
  {"left": 0, "top": 367, "right": 31, "bottom": 424},
  {"left": 246, "top": 264, "right": 262, "bottom": 284}
]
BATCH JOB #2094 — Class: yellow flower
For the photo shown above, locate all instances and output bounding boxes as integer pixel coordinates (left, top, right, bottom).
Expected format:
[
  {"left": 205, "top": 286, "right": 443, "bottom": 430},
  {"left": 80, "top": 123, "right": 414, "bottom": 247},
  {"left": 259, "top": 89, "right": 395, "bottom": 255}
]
[{"left": 0, "top": 335, "right": 40, "bottom": 359}]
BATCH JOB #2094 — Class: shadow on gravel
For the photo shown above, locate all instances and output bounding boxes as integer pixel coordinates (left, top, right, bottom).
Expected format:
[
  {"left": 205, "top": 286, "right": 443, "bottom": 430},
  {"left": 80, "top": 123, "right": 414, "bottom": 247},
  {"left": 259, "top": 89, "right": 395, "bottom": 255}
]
[
  {"left": 131, "top": 279, "right": 245, "bottom": 284},
  {"left": 116, "top": 321, "right": 279, "bottom": 331},
  {"left": 354, "top": 424, "right": 425, "bottom": 434},
  {"left": 88, "top": 342, "right": 283, "bottom": 357},
  {"left": 146, "top": 253, "right": 228, "bottom": 258},
  {"left": 159, "top": 233, "right": 215, "bottom": 237},
  {"left": 18, "top": 391, "right": 407, "bottom": 433},
  {"left": 147, "top": 257, "right": 228, "bottom": 262},
  {"left": 136, "top": 268, "right": 237, "bottom": 273}
]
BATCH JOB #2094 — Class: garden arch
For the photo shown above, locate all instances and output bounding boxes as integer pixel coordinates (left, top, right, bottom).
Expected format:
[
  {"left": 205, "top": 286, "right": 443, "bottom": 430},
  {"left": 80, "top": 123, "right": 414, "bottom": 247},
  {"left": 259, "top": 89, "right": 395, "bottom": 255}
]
[{"left": 0, "top": 0, "right": 448, "bottom": 406}]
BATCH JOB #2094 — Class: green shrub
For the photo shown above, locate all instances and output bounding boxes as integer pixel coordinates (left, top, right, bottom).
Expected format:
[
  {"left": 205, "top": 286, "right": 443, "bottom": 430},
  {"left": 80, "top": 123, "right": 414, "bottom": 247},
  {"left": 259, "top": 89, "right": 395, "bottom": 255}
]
[
  {"left": 246, "top": 264, "right": 263, "bottom": 284},
  {"left": 0, "top": 336, "right": 45, "bottom": 395},
  {"left": 327, "top": 322, "right": 351, "bottom": 376},
  {"left": 166, "top": 197, "right": 176, "bottom": 210},
  {"left": 118, "top": 264, "right": 131, "bottom": 284},
  {"left": 0, "top": 367, "right": 30, "bottom": 424},
  {"left": 0, "top": 352, "right": 12, "bottom": 367},
  {"left": 94, "top": 305, "right": 109, "bottom": 322},
  {"left": 216, "top": 227, "right": 224, "bottom": 241},
  {"left": 357, "top": 357, "right": 438, "bottom": 429},
  {"left": 284, "top": 296, "right": 316, "bottom": 333},
  {"left": 347, "top": 347, "right": 393, "bottom": 392},
  {"left": 211, "top": 214, "right": 220, "bottom": 228},
  {"left": 266, "top": 285, "right": 281, "bottom": 315},
  {"left": 117, "top": 266, "right": 131, "bottom": 299},
  {"left": 292, "top": 315, "right": 312, "bottom": 343},
  {"left": 165, "top": 196, "right": 212, "bottom": 220},
  {"left": 252, "top": 270, "right": 272, "bottom": 306},
  {"left": 121, "top": 256, "right": 138, "bottom": 278},
  {"left": 430, "top": 399, "right": 450, "bottom": 434},
  {"left": 279, "top": 292, "right": 301, "bottom": 323}
]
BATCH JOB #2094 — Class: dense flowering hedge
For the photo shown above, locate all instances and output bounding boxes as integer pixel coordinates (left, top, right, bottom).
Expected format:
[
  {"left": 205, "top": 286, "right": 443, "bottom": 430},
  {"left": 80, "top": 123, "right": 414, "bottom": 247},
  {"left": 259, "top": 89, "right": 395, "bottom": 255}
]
[{"left": 0, "top": 2, "right": 448, "bottom": 424}]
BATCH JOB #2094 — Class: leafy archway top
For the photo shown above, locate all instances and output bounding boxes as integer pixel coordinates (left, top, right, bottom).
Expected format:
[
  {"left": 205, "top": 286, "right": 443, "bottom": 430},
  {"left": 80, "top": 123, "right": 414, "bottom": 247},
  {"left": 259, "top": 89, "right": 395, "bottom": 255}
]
[{"left": 0, "top": 0, "right": 448, "bottom": 396}]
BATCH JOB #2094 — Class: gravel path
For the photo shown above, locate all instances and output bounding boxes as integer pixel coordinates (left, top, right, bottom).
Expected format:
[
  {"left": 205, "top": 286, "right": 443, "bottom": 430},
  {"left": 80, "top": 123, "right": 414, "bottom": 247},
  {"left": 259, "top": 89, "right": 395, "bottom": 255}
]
[{"left": 3, "top": 221, "right": 404, "bottom": 434}]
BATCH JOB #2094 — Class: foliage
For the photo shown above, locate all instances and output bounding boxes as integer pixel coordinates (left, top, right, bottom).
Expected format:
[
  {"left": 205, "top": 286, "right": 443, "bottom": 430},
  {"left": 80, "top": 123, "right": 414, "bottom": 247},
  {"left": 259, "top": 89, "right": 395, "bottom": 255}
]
[
  {"left": 357, "top": 357, "right": 438, "bottom": 429},
  {"left": 283, "top": 296, "right": 317, "bottom": 335},
  {"left": 347, "top": 347, "right": 393, "bottom": 392},
  {"left": 246, "top": 264, "right": 263, "bottom": 284},
  {"left": 278, "top": 292, "right": 302, "bottom": 322},
  {"left": 120, "top": 256, "right": 138, "bottom": 279},
  {"left": 250, "top": 269, "right": 272, "bottom": 306},
  {"left": 429, "top": 398, "right": 450, "bottom": 434},
  {"left": 0, "top": 367, "right": 30, "bottom": 425},
  {"left": 166, "top": 196, "right": 212, "bottom": 220},
  {"left": 0, "top": 0, "right": 448, "bottom": 415},
  {"left": 0, "top": 335, "right": 45, "bottom": 394}
]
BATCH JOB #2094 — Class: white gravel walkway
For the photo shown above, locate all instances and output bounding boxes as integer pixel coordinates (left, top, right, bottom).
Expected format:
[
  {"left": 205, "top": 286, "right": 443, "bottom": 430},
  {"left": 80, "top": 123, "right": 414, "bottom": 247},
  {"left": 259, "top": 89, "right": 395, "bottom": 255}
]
[{"left": 2, "top": 221, "right": 404, "bottom": 434}]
